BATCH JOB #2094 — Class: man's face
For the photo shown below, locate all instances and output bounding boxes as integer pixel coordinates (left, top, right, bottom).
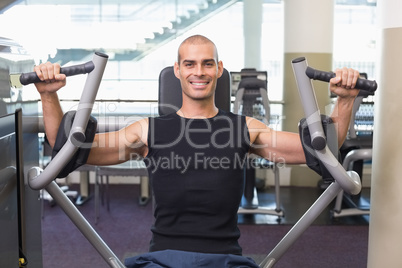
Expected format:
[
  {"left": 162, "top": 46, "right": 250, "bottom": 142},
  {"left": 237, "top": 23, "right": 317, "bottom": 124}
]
[{"left": 174, "top": 42, "right": 223, "bottom": 103}]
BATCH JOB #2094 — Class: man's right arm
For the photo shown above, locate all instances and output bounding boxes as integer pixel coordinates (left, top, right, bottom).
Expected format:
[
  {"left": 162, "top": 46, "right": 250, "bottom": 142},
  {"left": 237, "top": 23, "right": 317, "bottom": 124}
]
[
  {"left": 34, "top": 62, "right": 149, "bottom": 166},
  {"left": 38, "top": 90, "right": 149, "bottom": 166},
  {"left": 39, "top": 92, "right": 63, "bottom": 147},
  {"left": 86, "top": 118, "right": 149, "bottom": 166},
  {"left": 34, "top": 62, "right": 66, "bottom": 148}
]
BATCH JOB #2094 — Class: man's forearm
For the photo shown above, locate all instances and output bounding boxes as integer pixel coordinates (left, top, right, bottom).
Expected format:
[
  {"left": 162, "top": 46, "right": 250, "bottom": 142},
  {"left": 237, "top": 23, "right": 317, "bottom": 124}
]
[
  {"left": 330, "top": 96, "right": 355, "bottom": 147},
  {"left": 40, "top": 92, "right": 63, "bottom": 148}
]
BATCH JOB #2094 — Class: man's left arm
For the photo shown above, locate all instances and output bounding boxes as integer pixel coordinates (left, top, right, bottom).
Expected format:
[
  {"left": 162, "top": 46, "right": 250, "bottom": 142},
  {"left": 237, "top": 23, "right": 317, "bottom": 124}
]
[
  {"left": 249, "top": 67, "right": 361, "bottom": 164},
  {"left": 328, "top": 67, "right": 361, "bottom": 147}
]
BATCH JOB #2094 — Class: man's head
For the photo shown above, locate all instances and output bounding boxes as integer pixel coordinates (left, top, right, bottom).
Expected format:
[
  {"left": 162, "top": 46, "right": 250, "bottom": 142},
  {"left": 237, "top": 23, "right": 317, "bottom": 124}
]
[
  {"left": 177, "top": 35, "right": 219, "bottom": 63},
  {"left": 174, "top": 35, "right": 224, "bottom": 103}
]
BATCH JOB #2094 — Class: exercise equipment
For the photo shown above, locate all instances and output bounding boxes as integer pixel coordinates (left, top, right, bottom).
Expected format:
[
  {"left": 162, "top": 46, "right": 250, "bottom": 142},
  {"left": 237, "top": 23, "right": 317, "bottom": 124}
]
[
  {"left": 232, "top": 70, "right": 283, "bottom": 218},
  {"left": 332, "top": 148, "right": 372, "bottom": 218},
  {"left": 259, "top": 57, "right": 376, "bottom": 267},
  {"left": 1, "top": 37, "right": 44, "bottom": 267},
  {"left": 26, "top": 52, "right": 125, "bottom": 268},
  {"left": 331, "top": 88, "right": 374, "bottom": 218},
  {"left": 22, "top": 54, "right": 376, "bottom": 267},
  {"left": 0, "top": 111, "right": 22, "bottom": 267}
]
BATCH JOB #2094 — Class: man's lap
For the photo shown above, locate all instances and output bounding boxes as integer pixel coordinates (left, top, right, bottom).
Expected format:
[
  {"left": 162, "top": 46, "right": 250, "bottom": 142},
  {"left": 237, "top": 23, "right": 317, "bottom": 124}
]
[{"left": 124, "top": 250, "right": 260, "bottom": 268}]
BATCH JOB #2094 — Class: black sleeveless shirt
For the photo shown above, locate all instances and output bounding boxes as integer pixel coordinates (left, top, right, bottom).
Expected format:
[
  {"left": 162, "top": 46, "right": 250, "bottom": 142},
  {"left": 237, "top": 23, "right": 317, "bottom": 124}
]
[{"left": 145, "top": 110, "right": 250, "bottom": 255}]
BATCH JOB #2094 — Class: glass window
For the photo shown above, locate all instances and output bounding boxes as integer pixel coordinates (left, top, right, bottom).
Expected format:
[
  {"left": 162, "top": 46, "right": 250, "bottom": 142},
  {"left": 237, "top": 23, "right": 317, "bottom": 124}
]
[{"left": 0, "top": 1, "right": 377, "bottom": 116}]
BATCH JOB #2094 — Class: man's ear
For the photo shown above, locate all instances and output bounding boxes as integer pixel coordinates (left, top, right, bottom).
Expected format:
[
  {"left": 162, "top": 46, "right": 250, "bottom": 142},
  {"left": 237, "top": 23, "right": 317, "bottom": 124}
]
[
  {"left": 174, "top": 62, "right": 180, "bottom": 79},
  {"left": 217, "top": 61, "right": 224, "bottom": 78}
]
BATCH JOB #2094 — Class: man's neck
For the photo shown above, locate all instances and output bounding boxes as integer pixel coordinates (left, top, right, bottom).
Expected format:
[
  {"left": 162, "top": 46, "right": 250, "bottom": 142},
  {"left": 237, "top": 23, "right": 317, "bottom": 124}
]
[{"left": 177, "top": 102, "right": 219, "bottom": 119}]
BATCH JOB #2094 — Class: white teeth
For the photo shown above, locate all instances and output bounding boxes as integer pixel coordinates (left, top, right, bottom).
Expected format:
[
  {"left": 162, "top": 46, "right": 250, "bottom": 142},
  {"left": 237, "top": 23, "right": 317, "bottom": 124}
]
[{"left": 192, "top": 82, "right": 208, "bottom": 85}]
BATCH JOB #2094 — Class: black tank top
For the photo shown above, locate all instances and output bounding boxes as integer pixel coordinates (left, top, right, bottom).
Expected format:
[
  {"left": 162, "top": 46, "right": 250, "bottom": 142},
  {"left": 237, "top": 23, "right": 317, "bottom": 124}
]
[{"left": 145, "top": 110, "right": 250, "bottom": 255}]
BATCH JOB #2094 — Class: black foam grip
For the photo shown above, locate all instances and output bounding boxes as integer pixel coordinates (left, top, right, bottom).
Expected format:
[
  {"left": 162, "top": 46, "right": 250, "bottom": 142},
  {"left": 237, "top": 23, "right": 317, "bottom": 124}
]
[
  {"left": 19, "top": 61, "right": 95, "bottom": 85},
  {"left": 305, "top": 66, "right": 377, "bottom": 93}
]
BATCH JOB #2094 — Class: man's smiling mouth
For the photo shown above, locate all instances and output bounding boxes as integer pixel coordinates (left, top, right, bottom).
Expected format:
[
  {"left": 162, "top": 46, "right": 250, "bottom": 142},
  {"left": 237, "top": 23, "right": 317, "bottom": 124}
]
[{"left": 191, "top": 82, "right": 209, "bottom": 86}]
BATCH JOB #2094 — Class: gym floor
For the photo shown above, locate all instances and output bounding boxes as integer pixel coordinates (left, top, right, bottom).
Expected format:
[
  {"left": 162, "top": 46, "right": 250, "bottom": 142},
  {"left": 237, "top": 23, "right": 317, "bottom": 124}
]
[
  {"left": 41, "top": 183, "right": 370, "bottom": 268},
  {"left": 238, "top": 185, "right": 370, "bottom": 225}
]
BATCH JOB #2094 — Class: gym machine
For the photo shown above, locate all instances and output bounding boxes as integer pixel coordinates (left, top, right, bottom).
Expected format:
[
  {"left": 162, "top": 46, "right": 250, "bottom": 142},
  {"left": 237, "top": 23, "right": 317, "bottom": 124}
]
[
  {"left": 19, "top": 53, "right": 376, "bottom": 267},
  {"left": 259, "top": 57, "right": 376, "bottom": 267}
]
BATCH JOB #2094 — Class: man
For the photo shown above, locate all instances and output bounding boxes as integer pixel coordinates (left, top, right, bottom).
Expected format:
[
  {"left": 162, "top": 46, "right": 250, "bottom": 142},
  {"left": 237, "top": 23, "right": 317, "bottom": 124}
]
[{"left": 35, "top": 35, "right": 360, "bottom": 267}]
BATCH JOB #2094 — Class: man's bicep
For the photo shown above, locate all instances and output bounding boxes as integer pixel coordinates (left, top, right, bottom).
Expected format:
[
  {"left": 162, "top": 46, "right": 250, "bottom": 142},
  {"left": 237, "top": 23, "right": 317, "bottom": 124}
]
[
  {"left": 119, "top": 118, "right": 149, "bottom": 159},
  {"left": 250, "top": 128, "right": 306, "bottom": 165},
  {"left": 247, "top": 118, "right": 275, "bottom": 158},
  {"left": 87, "top": 119, "right": 148, "bottom": 165}
]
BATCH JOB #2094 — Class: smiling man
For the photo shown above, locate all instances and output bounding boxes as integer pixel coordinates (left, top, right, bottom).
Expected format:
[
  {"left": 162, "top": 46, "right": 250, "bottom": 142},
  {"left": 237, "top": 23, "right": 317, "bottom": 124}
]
[
  {"left": 34, "top": 34, "right": 361, "bottom": 267},
  {"left": 174, "top": 35, "right": 223, "bottom": 119}
]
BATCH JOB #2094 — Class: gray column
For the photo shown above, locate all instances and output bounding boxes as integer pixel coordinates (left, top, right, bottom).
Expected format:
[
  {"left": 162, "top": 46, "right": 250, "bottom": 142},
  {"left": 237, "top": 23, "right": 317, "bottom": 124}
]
[
  {"left": 283, "top": 0, "right": 335, "bottom": 186},
  {"left": 368, "top": 1, "right": 402, "bottom": 267},
  {"left": 243, "top": 0, "right": 263, "bottom": 69}
]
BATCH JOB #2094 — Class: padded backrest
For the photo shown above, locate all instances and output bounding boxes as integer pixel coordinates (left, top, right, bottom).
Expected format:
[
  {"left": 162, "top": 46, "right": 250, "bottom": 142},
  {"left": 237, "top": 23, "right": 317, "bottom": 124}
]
[{"left": 158, "top": 66, "right": 231, "bottom": 116}]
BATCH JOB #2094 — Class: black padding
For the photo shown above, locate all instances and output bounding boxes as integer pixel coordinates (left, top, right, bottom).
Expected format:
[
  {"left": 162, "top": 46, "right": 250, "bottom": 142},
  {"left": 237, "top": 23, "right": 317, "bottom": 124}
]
[
  {"left": 238, "top": 77, "right": 265, "bottom": 90},
  {"left": 298, "top": 115, "right": 339, "bottom": 179},
  {"left": 158, "top": 66, "right": 231, "bottom": 116},
  {"left": 52, "top": 111, "right": 97, "bottom": 178}
]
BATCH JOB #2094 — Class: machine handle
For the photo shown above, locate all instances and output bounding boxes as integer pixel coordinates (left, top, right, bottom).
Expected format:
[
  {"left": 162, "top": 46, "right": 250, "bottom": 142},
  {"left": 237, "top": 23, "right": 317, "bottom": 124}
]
[
  {"left": 305, "top": 66, "right": 377, "bottom": 93},
  {"left": 261, "top": 57, "right": 367, "bottom": 268},
  {"left": 292, "top": 57, "right": 326, "bottom": 151},
  {"left": 27, "top": 52, "right": 127, "bottom": 268},
  {"left": 291, "top": 57, "right": 362, "bottom": 195},
  {"left": 19, "top": 60, "right": 95, "bottom": 85},
  {"left": 29, "top": 52, "right": 108, "bottom": 190}
]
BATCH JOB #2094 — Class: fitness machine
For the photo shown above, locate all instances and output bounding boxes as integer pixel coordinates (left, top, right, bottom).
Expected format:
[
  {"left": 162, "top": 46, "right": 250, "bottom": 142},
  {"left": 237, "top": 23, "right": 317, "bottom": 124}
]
[
  {"left": 26, "top": 52, "right": 125, "bottom": 268},
  {"left": 259, "top": 57, "right": 377, "bottom": 267},
  {"left": 21, "top": 53, "right": 376, "bottom": 267}
]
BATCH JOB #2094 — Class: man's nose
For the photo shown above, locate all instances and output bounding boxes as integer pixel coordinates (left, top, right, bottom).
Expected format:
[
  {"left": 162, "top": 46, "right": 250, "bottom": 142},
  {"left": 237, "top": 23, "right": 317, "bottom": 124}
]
[{"left": 194, "top": 64, "right": 204, "bottom": 76}]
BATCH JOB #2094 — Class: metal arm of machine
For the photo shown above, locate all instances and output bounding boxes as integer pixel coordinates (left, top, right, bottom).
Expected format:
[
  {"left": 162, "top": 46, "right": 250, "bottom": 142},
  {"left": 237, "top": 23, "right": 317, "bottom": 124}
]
[
  {"left": 260, "top": 57, "right": 377, "bottom": 268},
  {"left": 26, "top": 52, "right": 126, "bottom": 268}
]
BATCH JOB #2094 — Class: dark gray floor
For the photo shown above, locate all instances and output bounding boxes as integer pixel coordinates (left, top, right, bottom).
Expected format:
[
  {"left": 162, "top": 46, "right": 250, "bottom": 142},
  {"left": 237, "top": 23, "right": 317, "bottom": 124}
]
[{"left": 238, "top": 185, "right": 370, "bottom": 225}]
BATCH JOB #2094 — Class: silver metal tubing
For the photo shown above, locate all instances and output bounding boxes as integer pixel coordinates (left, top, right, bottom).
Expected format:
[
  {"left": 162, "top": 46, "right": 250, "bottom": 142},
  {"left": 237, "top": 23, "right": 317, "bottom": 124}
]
[
  {"left": 28, "top": 52, "right": 108, "bottom": 190},
  {"left": 259, "top": 57, "right": 363, "bottom": 267}
]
